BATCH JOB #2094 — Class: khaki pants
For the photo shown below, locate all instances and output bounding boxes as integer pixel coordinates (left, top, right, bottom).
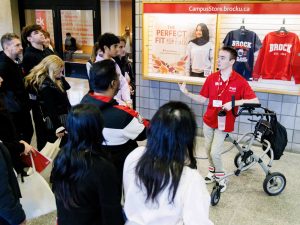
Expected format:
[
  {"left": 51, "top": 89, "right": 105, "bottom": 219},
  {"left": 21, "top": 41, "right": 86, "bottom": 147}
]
[{"left": 203, "top": 123, "right": 227, "bottom": 173}]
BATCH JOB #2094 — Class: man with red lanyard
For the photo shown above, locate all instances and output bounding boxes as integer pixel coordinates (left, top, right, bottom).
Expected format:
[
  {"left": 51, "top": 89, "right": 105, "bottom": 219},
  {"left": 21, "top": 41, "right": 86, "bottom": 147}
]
[
  {"left": 179, "top": 46, "right": 259, "bottom": 192},
  {"left": 81, "top": 59, "right": 148, "bottom": 186}
]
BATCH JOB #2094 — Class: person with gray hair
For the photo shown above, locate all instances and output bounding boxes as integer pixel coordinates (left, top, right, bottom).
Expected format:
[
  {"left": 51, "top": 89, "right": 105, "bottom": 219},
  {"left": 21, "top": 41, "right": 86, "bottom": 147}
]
[{"left": 0, "top": 33, "right": 33, "bottom": 144}]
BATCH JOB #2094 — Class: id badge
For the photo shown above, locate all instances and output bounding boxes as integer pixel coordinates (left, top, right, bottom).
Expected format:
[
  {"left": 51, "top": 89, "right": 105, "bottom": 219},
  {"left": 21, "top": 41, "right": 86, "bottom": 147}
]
[
  {"left": 213, "top": 100, "right": 222, "bottom": 107},
  {"left": 204, "top": 69, "right": 212, "bottom": 77}
]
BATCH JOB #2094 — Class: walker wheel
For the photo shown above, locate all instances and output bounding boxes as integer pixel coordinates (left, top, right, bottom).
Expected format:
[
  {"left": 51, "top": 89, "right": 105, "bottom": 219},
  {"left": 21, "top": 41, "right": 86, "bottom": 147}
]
[
  {"left": 234, "top": 153, "right": 255, "bottom": 170},
  {"left": 263, "top": 172, "right": 286, "bottom": 196},
  {"left": 211, "top": 186, "right": 221, "bottom": 206}
]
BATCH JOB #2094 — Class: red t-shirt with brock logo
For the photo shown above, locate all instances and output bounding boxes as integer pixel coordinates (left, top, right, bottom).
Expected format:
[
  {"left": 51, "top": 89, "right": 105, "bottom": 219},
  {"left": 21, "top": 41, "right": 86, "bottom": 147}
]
[
  {"left": 253, "top": 32, "right": 300, "bottom": 83},
  {"left": 200, "top": 71, "right": 256, "bottom": 132}
]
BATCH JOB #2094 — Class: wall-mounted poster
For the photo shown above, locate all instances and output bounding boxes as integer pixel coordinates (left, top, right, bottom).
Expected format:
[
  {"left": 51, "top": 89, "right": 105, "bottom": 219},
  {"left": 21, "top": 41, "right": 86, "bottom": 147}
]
[
  {"left": 147, "top": 14, "right": 217, "bottom": 78},
  {"left": 142, "top": 2, "right": 300, "bottom": 95}
]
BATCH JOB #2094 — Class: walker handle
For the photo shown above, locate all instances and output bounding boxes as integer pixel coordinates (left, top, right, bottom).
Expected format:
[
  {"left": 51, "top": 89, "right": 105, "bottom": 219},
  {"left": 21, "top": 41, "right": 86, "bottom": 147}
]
[
  {"left": 231, "top": 95, "right": 238, "bottom": 117},
  {"left": 231, "top": 95, "right": 262, "bottom": 117}
]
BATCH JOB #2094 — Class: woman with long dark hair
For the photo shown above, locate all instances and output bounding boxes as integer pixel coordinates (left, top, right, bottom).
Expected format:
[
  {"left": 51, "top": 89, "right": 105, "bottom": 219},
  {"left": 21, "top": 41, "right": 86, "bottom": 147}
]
[
  {"left": 185, "top": 23, "right": 213, "bottom": 78},
  {"left": 51, "top": 104, "right": 124, "bottom": 225},
  {"left": 123, "top": 101, "right": 213, "bottom": 225}
]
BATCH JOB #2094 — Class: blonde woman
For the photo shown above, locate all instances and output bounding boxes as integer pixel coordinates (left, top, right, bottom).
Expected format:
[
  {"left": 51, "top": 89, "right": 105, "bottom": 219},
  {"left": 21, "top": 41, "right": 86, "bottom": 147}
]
[{"left": 25, "top": 55, "right": 71, "bottom": 145}]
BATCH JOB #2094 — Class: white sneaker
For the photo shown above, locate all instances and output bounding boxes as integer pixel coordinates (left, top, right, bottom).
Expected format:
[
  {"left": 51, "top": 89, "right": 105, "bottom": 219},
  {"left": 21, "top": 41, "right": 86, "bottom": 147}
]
[
  {"left": 215, "top": 173, "right": 228, "bottom": 192},
  {"left": 204, "top": 171, "right": 215, "bottom": 184}
]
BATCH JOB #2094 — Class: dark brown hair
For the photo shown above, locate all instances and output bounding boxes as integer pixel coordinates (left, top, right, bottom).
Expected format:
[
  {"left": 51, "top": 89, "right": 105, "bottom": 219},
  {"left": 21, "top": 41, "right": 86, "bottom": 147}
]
[
  {"left": 21, "top": 24, "right": 42, "bottom": 46},
  {"left": 220, "top": 46, "right": 238, "bottom": 61}
]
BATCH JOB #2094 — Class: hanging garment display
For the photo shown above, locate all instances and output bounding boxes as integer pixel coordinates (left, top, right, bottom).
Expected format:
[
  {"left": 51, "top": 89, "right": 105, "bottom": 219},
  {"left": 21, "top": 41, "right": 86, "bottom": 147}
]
[
  {"left": 223, "top": 29, "right": 262, "bottom": 80},
  {"left": 253, "top": 31, "right": 300, "bottom": 83}
]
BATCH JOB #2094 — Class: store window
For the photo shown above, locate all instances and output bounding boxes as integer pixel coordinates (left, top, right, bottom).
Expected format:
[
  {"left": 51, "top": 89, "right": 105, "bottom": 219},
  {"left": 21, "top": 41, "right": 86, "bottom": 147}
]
[{"left": 60, "top": 10, "right": 94, "bottom": 59}]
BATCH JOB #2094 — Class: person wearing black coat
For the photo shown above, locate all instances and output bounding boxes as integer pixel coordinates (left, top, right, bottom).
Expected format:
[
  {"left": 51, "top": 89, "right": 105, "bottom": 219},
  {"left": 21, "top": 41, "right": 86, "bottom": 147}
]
[
  {"left": 0, "top": 33, "right": 33, "bottom": 144},
  {"left": 25, "top": 55, "right": 70, "bottom": 144},
  {"left": 0, "top": 75, "right": 34, "bottom": 173},
  {"left": 64, "top": 33, "right": 77, "bottom": 51},
  {"left": 0, "top": 108, "right": 31, "bottom": 175},
  {"left": 22, "top": 45, "right": 54, "bottom": 75},
  {"left": 0, "top": 77, "right": 32, "bottom": 225},
  {"left": 38, "top": 75, "right": 71, "bottom": 142},
  {"left": 0, "top": 142, "right": 26, "bottom": 225},
  {"left": 21, "top": 24, "right": 55, "bottom": 150},
  {"left": 21, "top": 24, "right": 54, "bottom": 75},
  {"left": 51, "top": 104, "right": 124, "bottom": 225}
]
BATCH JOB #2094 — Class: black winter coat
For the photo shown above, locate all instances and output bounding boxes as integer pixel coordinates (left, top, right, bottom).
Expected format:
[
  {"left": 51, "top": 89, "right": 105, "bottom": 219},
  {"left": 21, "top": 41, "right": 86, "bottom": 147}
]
[
  {"left": 39, "top": 76, "right": 71, "bottom": 130},
  {"left": 0, "top": 51, "right": 30, "bottom": 111},
  {"left": 52, "top": 152, "right": 124, "bottom": 225},
  {"left": 0, "top": 142, "right": 25, "bottom": 225},
  {"left": 0, "top": 108, "right": 26, "bottom": 173},
  {"left": 22, "top": 46, "right": 54, "bottom": 75}
]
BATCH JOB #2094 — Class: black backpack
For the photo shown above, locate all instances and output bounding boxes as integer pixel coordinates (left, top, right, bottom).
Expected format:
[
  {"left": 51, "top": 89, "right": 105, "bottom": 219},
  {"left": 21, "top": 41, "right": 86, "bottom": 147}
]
[{"left": 259, "top": 114, "right": 288, "bottom": 160}]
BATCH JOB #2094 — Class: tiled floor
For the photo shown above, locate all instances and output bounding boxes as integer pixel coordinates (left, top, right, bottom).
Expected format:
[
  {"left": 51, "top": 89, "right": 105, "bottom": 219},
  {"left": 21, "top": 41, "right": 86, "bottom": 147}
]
[
  {"left": 28, "top": 136, "right": 300, "bottom": 225},
  {"left": 27, "top": 78, "right": 300, "bottom": 225}
]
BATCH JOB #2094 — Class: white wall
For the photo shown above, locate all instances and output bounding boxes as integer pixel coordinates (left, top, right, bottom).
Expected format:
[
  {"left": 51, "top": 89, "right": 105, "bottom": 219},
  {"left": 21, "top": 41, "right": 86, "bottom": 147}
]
[
  {"left": 0, "top": 0, "right": 14, "bottom": 50},
  {"left": 100, "top": 0, "right": 121, "bottom": 34},
  {"left": 0, "top": 0, "right": 20, "bottom": 51}
]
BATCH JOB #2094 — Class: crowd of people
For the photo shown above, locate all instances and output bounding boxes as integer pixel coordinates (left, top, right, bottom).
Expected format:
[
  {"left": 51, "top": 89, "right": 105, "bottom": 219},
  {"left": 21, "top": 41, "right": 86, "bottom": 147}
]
[
  {"left": 0, "top": 24, "right": 65, "bottom": 225},
  {"left": 0, "top": 22, "right": 259, "bottom": 225}
]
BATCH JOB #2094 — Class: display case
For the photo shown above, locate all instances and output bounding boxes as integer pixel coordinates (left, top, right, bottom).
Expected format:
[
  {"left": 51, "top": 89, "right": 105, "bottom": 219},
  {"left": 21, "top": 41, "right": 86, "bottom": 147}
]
[{"left": 142, "top": 2, "right": 300, "bottom": 95}]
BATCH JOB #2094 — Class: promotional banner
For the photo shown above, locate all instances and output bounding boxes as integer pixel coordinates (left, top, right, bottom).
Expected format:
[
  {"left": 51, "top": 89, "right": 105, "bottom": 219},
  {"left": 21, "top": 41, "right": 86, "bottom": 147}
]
[
  {"left": 144, "top": 3, "right": 300, "bottom": 14},
  {"left": 148, "top": 14, "right": 216, "bottom": 76},
  {"left": 34, "top": 10, "right": 54, "bottom": 43},
  {"left": 143, "top": 2, "right": 300, "bottom": 95},
  {"left": 35, "top": 10, "right": 47, "bottom": 30}
]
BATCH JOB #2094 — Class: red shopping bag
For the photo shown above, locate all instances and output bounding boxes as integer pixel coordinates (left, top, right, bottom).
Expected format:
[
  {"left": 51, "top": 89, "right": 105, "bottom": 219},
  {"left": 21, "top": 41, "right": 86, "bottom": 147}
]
[{"left": 21, "top": 149, "right": 52, "bottom": 173}]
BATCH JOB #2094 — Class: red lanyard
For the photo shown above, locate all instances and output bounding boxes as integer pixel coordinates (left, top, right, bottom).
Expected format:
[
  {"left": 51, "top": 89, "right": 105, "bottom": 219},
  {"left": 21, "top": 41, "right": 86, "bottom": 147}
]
[{"left": 217, "top": 72, "right": 231, "bottom": 99}]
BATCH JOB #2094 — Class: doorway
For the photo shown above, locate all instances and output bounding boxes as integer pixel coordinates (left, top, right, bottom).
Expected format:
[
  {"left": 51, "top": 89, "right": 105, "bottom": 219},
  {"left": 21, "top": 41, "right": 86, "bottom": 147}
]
[
  {"left": 22, "top": 7, "right": 98, "bottom": 61},
  {"left": 19, "top": 0, "right": 100, "bottom": 57}
]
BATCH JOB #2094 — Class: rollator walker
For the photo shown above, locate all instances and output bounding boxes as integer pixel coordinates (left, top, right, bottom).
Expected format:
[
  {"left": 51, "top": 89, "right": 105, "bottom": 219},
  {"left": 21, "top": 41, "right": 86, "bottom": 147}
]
[{"left": 210, "top": 98, "right": 287, "bottom": 206}]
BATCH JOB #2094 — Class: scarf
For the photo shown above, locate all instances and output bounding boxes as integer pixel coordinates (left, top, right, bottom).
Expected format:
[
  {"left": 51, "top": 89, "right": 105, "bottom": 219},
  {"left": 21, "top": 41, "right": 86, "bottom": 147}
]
[{"left": 190, "top": 37, "right": 208, "bottom": 46}]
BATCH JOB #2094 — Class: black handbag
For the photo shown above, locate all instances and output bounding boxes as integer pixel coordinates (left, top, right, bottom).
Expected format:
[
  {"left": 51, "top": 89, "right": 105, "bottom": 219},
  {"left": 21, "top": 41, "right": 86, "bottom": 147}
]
[{"left": 259, "top": 115, "right": 287, "bottom": 160}]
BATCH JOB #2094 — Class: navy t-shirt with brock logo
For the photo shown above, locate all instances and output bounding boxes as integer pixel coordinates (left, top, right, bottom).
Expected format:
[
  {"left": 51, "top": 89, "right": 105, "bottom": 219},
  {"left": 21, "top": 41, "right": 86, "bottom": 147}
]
[{"left": 223, "top": 29, "right": 262, "bottom": 80}]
